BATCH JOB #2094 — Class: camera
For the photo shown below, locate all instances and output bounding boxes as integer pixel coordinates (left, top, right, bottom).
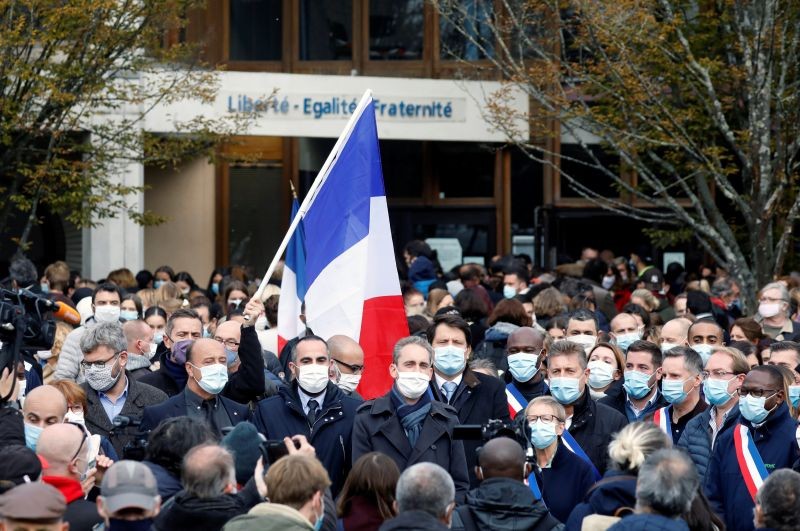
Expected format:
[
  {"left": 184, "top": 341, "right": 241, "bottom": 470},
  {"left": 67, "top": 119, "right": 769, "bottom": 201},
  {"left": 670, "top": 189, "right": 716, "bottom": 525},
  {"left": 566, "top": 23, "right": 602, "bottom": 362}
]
[
  {"left": 453, "top": 418, "right": 530, "bottom": 451},
  {"left": 113, "top": 415, "right": 148, "bottom": 461}
]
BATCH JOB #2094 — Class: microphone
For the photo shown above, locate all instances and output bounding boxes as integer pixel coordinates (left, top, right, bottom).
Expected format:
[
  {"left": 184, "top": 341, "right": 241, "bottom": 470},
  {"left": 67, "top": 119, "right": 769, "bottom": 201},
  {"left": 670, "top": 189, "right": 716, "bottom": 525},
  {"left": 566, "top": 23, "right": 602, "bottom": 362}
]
[{"left": 52, "top": 302, "right": 81, "bottom": 326}]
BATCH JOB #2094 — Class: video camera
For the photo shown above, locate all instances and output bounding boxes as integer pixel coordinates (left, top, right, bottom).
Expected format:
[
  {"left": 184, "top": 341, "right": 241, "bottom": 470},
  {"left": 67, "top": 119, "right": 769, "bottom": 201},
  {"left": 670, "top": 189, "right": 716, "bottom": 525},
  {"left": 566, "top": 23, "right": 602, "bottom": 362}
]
[
  {"left": 113, "top": 415, "right": 149, "bottom": 461},
  {"left": 454, "top": 418, "right": 530, "bottom": 452},
  {"left": 0, "top": 289, "right": 57, "bottom": 400}
]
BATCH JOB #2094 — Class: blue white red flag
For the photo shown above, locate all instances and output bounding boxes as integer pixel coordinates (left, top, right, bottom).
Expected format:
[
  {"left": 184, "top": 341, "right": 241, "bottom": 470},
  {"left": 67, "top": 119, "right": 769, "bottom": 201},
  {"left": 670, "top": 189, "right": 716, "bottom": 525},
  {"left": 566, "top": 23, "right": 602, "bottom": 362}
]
[
  {"left": 296, "top": 92, "right": 409, "bottom": 399},
  {"left": 277, "top": 197, "right": 307, "bottom": 354}
]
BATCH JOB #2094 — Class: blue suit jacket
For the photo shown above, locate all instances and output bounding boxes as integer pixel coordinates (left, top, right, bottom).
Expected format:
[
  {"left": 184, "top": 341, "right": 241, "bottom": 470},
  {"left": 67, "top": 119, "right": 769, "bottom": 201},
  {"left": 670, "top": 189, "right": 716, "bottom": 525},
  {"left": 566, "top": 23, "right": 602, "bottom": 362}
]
[{"left": 140, "top": 390, "right": 249, "bottom": 433}]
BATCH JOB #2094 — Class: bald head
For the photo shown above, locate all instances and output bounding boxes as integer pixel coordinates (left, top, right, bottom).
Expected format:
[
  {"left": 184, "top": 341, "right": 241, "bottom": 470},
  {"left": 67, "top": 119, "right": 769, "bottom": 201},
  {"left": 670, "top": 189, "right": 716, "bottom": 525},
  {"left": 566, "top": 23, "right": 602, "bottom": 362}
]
[
  {"left": 328, "top": 335, "right": 364, "bottom": 374},
  {"left": 23, "top": 385, "right": 68, "bottom": 428},
  {"left": 187, "top": 338, "right": 225, "bottom": 364},
  {"left": 506, "top": 327, "right": 545, "bottom": 352},
  {"left": 661, "top": 318, "right": 692, "bottom": 345},
  {"left": 477, "top": 437, "right": 527, "bottom": 481},
  {"left": 610, "top": 313, "right": 639, "bottom": 335},
  {"left": 123, "top": 319, "right": 154, "bottom": 352},
  {"left": 36, "top": 423, "right": 87, "bottom": 475},
  {"left": 215, "top": 320, "right": 242, "bottom": 352}
]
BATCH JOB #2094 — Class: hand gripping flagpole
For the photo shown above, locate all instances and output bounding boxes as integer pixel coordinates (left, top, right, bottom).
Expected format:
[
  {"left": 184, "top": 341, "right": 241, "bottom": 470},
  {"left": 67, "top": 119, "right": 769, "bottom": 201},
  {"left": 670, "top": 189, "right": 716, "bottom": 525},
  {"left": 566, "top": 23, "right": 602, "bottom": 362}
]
[{"left": 247, "top": 89, "right": 375, "bottom": 315}]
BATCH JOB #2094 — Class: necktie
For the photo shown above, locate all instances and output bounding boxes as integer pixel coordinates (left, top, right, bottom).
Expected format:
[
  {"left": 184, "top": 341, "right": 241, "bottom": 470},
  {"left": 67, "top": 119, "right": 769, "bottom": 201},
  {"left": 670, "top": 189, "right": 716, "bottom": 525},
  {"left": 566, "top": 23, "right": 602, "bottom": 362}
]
[
  {"left": 442, "top": 381, "right": 458, "bottom": 403},
  {"left": 307, "top": 399, "right": 320, "bottom": 426},
  {"left": 201, "top": 400, "right": 219, "bottom": 435}
]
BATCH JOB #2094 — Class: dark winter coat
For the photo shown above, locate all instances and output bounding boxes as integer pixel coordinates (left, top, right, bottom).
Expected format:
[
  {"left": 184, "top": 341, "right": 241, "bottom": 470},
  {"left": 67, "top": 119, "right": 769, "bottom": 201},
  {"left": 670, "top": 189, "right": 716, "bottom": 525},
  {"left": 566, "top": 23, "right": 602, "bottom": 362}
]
[
  {"left": 607, "top": 514, "right": 689, "bottom": 531},
  {"left": 378, "top": 510, "right": 449, "bottom": 531},
  {"left": 153, "top": 491, "right": 248, "bottom": 531},
  {"left": 538, "top": 441, "right": 596, "bottom": 523},
  {"left": 599, "top": 386, "right": 668, "bottom": 423},
  {"left": 676, "top": 403, "right": 740, "bottom": 481},
  {"left": 565, "top": 471, "right": 637, "bottom": 531}
]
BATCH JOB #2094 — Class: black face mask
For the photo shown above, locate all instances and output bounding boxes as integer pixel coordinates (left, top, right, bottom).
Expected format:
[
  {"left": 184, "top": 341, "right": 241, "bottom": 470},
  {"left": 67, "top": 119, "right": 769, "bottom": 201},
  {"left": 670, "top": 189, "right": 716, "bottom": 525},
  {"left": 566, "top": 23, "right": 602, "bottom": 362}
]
[{"left": 109, "top": 518, "right": 154, "bottom": 531}]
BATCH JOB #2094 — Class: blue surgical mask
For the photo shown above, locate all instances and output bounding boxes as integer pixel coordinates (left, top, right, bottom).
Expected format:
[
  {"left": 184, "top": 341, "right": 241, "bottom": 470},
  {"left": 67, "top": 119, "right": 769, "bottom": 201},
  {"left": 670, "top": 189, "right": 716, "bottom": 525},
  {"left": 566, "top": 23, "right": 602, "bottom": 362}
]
[
  {"left": 434, "top": 346, "right": 466, "bottom": 376},
  {"left": 692, "top": 344, "right": 714, "bottom": 366},
  {"left": 211, "top": 282, "right": 220, "bottom": 295},
  {"left": 624, "top": 370, "right": 654, "bottom": 399},
  {"left": 549, "top": 377, "right": 582, "bottom": 404},
  {"left": 153, "top": 331, "right": 164, "bottom": 344},
  {"left": 154, "top": 280, "right": 164, "bottom": 289},
  {"left": 39, "top": 283, "right": 50, "bottom": 294},
  {"left": 704, "top": 377, "right": 735, "bottom": 406},
  {"left": 120, "top": 310, "right": 139, "bottom": 321},
  {"left": 614, "top": 332, "right": 640, "bottom": 353},
  {"left": 789, "top": 385, "right": 800, "bottom": 408},
  {"left": 507, "top": 353, "right": 539, "bottom": 382},
  {"left": 503, "top": 285, "right": 518, "bottom": 299},
  {"left": 192, "top": 363, "right": 229, "bottom": 395},
  {"left": 225, "top": 347, "right": 238, "bottom": 367},
  {"left": 739, "top": 393, "right": 776, "bottom": 424},
  {"left": 25, "top": 423, "right": 43, "bottom": 451},
  {"left": 529, "top": 420, "right": 558, "bottom": 449},
  {"left": 662, "top": 378, "right": 690, "bottom": 404},
  {"left": 314, "top": 510, "right": 324, "bottom": 531}
]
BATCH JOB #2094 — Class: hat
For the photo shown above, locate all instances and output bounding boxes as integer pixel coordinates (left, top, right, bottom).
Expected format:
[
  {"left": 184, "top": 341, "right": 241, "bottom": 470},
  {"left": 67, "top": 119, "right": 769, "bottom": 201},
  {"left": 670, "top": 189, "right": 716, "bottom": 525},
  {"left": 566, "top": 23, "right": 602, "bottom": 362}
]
[
  {"left": 0, "top": 445, "right": 43, "bottom": 492},
  {"left": 222, "top": 422, "right": 263, "bottom": 485},
  {"left": 0, "top": 482, "right": 66, "bottom": 521},
  {"left": 638, "top": 267, "right": 665, "bottom": 291},
  {"left": 100, "top": 460, "right": 159, "bottom": 513}
]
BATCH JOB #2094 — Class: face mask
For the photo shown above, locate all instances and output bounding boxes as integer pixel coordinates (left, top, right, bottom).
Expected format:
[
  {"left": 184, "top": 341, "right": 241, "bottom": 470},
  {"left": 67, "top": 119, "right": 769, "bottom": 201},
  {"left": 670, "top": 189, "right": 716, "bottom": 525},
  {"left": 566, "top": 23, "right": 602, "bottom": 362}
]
[
  {"left": 154, "top": 280, "right": 164, "bottom": 289},
  {"left": 296, "top": 364, "right": 330, "bottom": 394},
  {"left": 108, "top": 519, "right": 154, "bottom": 531},
  {"left": 624, "top": 370, "right": 654, "bottom": 399},
  {"left": 36, "top": 349, "right": 53, "bottom": 361},
  {"left": 40, "top": 283, "right": 50, "bottom": 294},
  {"left": 16, "top": 379, "right": 27, "bottom": 399},
  {"left": 601, "top": 275, "right": 616, "bottom": 290},
  {"left": 120, "top": 309, "right": 139, "bottom": 321},
  {"left": 549, "top": 377, "right": 582, "bottom": 404},
  {"left": 148, "top": 342, "right": 158, "bottom": 358},
  {"left": 65, "top": 410, "right": 86, "bottom": 425},
  {"left": 507, "top": 353, "right": 539, "bottom": 382},
  {"left": 211, "top": 282, "right": 220, "bottom": 295},
  {"left": 569, "top": 335, "right": 597, "bottom": 350},
  {"left": 225, "top": 348, "right": 238, "bottom": 367},
  {"left": 85, "top": 355, "right": 122, "bottom": 392},
  {"left": 181, "top": 287, "right": 190, "bottom": 295},
  {"left": 202, "top": 325, "right": 212, "bottom": 339},
  {"left": 789, "top": 385, "right": 800, "bottom": 408},
  {"left": 255, "top": 315, "right": 268, "bottom": 330},
  {"left": 434, "top": 346, "right": 466, "bottom": 376},
  {"left": 172, "top": 339, "right": 193, "bottom": 365},
  {"left": 228, "top": 298, "right": 243, "bottom": 308},
  {"left": 503, "top": 285, "right": 518, "bottom": 299},
  {"left": 739, "top": 393, "right": 776, "bottom": 424},
  {"left": 614, "top": 332, "right": 641, "bottom": 353},
  {"left": 337, "top": 373, "right": 362, "bottom": 393},
  {"left": 587, "top": 360, "right": 615, "bottom": 390},
  {"left": 24, "top": 423, "right": 43, "bottom": 451},
  {"left": 529, "top": 420, "right": 558, "bottom": 449},
  {"left": 692, "top": 344, "right": 714, "bottom": 366},
  {"left": 94, "top": 305, "right": 121, "bottom": 323},
  {"left": 662, "top": 378, "right": 690, "bottom": 404},
  {"left": 313, "top": 507, "right": 324, "bottom": 531},
  {"left": 191, "top": 363, "right": 228, "bottom": 395},
  {"left": 660, "top": 342, "right": 679, "bottom": 354},
  {"left": 759, "top": 302, "right": 782, "bottom": 318},
  {"left": 395, "top": 371, "right": 431, "bottom": 399},
  {"left": 153, "top": 331, "right": 164, "bottom": 344},
  {"left": 704, "top": 377, "right": 736, "bottom": 406}
]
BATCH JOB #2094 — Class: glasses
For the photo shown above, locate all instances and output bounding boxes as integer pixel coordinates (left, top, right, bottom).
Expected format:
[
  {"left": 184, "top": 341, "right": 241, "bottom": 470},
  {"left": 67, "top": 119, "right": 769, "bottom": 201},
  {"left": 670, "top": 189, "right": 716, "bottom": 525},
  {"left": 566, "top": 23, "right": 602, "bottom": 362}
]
[
  {"left": 759, "top": 297, "right": 784, "bottom": 303},
  {"left": 702, "top": 370, "right": 735, "bottom": 380},
  {"left": 66, "top": 422, "right": 88, "bottom": 463},
  {"left": 80, "top": 352, "right": 121, "bottom": 370},
  {"left": 737, "top": 388, "right": 778, "bottom": 398},
  {"left": 526, "top": 414, "right": 563, "bottom": 423},
  {"left": 507, "top": 347, "right": 543, "bottom": 355},
  {"left": 214, "top": 337, "right": 240, "bottom": 349},
  {"left": 334, "top": 358, "right": 364, "bottom": 374}
]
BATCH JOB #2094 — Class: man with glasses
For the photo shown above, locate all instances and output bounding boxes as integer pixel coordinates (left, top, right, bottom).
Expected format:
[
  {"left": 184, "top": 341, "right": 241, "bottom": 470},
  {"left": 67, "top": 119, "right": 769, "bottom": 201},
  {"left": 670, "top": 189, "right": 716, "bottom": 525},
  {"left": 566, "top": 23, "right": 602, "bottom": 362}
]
[
  {"left": 328, "top": 334, "right": 365, "bottom": 399},
  {"left": 79, "top": 322, "right": 167, "bottom": 457},
  {"left": 705, "top": 365, "right": 800, "bottom": 531},
  {"left": 677, "top": 347, "right": 747, "bottom": 480},
  {"left": 37, "top": 422, "right": 103, "bottom": 531},
  {"left": 757, "top": 281, "right": 800, "bottom": 341},
  {"left": 212, "top": 314, "right": 268, "bottom": 404}
]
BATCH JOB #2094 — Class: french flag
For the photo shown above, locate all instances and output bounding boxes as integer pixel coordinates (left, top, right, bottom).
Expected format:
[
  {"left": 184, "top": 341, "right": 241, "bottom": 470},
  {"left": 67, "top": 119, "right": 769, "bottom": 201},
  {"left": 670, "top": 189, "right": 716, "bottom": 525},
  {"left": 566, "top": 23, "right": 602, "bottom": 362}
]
[
  {"left": 285, "top": 91, "right": 409, "bottom": 399},
  {"left": 276, "top": 197, "right": 307, "bottom": 355}
]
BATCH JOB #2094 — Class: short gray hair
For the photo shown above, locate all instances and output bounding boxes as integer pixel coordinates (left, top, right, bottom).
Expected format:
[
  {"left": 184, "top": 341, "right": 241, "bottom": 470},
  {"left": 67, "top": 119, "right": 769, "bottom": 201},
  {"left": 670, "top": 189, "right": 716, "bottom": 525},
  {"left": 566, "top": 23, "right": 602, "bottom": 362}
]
[
  {"left": 392, "top": 336, "right": 434, "bottom": 365},
  {"left": 711, "top": 277, "right": 737, "bottom": 298},
  {"left": 547, "top": 339, "right": 588, "bottom": 369},
  {"left": 636, "top": 449, "right": 699, "bottom": 517},
  {"left": 396, "top": 462, "right": 455, "bottom": 519},
  {"left": 80, "top": 321, "right": 126, "bottom": 355},
  {"left": 761, "top": 282, "right": 790, "bottom": 303},
  {"left": 757, "top": 469, "right": 800, "bottom": 530},
  {"left": 182, "top": 445, "right": 235, "bottom": 499},
  {"left": 663, "top": 346, "right": 704, "bottom": 375}
]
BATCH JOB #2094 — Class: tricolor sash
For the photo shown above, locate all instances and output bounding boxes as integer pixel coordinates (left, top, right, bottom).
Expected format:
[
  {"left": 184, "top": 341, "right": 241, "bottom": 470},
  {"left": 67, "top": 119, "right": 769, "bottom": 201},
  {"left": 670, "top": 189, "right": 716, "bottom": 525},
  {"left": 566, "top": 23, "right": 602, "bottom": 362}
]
[
  {"left": 526, "top": 471, "right": 543, "bottom": 500},
  {"left": 653, "top": 406, "right": 672, "bottom": 438},
  {"left": 506, "top": 383, "right": 528, "bottom": 419},
  {"left": 733, "top": 424, "right": 769, "bottom": 501},
  {"left": 561, "top": 430, "right": 602, "bottom": 481}
]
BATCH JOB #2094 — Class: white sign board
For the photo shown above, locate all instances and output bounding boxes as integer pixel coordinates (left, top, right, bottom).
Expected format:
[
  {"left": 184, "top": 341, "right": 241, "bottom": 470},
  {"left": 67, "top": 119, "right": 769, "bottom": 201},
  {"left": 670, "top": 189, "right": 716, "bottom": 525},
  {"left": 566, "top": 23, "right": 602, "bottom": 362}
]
[
  {"left": 663, "top": 252, "right": 685, "bottom": 271},
  {"left": 426, "top": 238, "right": 463, "bottom": 272}
]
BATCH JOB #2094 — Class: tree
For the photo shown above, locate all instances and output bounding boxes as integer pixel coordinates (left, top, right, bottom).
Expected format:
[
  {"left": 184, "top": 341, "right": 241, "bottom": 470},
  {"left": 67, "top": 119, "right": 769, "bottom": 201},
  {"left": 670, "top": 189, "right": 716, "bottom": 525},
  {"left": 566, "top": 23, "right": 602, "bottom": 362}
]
[
  {"left": 435, "top": 0, "right": 800, "bottom": 311},
  {"left": 0, "top": 0, "right": 250, "bottom": 252}
]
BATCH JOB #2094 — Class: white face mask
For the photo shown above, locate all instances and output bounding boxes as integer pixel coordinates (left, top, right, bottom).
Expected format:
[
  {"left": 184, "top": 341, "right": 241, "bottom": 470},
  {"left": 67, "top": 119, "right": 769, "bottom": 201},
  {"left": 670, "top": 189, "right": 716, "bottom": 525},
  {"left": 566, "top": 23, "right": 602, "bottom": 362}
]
[
  {"left": 296, "top": 364, "right": 330, "bottom": 394},
  {"left": 149, "top": 342, "right": 158, "bottom": 357},
  {"left": 36, "top": 350, "right": 53, "bottom": 361},
  {"left": 395, "top": 371, "right": 431, "bottom": 399},
  {"left": 65, "top": 410, "right": 85, "bottom": 426},
  {"left": 759, "top": 302, "right": 782, "bottom": 318},
  {"left": 255, "top": 315, "right": 268, "bottom": 331},
  {"left": 94, "top": 305, "right": 121, "bottom": 323},
  {"left": 337, "top": 373, "right": 362, "bottom": 393},
  {"left": 570, "top": 335, "right": 597, "bottom": 349}
]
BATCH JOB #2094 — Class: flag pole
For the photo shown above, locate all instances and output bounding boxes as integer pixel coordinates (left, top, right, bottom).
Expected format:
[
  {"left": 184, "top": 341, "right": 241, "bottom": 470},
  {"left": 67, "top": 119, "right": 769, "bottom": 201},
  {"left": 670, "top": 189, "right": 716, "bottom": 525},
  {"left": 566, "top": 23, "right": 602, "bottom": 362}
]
[{"left": 250, "top": 89, "right": 374, "bottom": 303}]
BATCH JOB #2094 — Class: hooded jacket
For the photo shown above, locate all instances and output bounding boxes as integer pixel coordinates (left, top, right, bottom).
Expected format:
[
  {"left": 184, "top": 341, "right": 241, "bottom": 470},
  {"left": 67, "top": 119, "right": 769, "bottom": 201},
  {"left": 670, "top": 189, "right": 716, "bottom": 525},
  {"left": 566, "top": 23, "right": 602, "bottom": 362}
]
[
  {"left": 565, "top": 470, "right": 637, "bottom": 531},
  {"left": 676, "top": 403, "right": 740, "bottom": 481},
  {"left": 153, "top": 491, "right": 247, "bottom": 531},
  {"left": 451, "top": 477, "right": 563, "bottom": 531},
  {"left": 222, "top": 502, "right": 314, "bottom": 531}
]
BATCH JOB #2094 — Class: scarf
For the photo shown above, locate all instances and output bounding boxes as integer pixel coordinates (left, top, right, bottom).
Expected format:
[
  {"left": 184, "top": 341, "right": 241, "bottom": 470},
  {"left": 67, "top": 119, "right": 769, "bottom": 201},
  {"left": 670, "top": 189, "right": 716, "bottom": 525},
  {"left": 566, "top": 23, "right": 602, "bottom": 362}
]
[
  {"left": 163, "top": 352, "right": 188, "bottom": 389},
  {"left": 43, "top": 475, "right": 85, "bottom": 504},
  {"left": 126, "top": 353, "right": 152, "bottom": 372},
  {"left": 391, "top": 387, "right": 432, "bottom": 448}
]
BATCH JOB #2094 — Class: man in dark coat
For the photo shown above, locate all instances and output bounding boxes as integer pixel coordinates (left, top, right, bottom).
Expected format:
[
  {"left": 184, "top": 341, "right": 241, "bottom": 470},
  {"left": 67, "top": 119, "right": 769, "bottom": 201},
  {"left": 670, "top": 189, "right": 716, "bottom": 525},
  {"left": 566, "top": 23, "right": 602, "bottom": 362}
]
[
  {"left": 601, "top": 340, "right": 668, "bottom": 422},
  {"left": 426, "top": 314, "right": 510, "bottom": 487},
  {"left": 353, "top": 336, "right": 469, "bottom": 502},
  {"left": 451, "top": 437, "right": 562, "bottom": 531},
  {"left": 252, "top": 335, "right": 360, "bottom": 496},
  {"left": 705, "top": 366, "right": 800, "bottom": 531},
  {"left": 140, "top": 338, "right": 249, "bottom": 437},
  {"left": 547, "top": 340, "right": 628, "bottom": 475}
]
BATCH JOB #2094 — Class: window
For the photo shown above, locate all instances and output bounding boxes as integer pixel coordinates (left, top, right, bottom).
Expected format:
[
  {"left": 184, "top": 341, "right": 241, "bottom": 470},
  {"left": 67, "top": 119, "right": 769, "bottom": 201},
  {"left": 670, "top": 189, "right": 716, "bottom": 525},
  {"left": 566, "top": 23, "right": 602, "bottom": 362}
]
[
  {"left": 558, "top": 144, "right": 620, "bottom": 198},
  {"left": 434, "top": 142, "right": 495, "bottom": 198},
  {"left": 228, "top": 165, "right": 283, "bottom": 268},
  {"left": 439, "top": 0, "right": 495, "bottom": 60},
  {"left": 369, "top": 0, "right": 424, "bottom": 60},
  {"left": 380, "top": 140, "right": 423, "bottom": 198},
  {"left": 299, "top": 0, "right": 352, "bottom": 60},
  {"left": 229, "top": 0, "right": 282, "bottom": 61}
]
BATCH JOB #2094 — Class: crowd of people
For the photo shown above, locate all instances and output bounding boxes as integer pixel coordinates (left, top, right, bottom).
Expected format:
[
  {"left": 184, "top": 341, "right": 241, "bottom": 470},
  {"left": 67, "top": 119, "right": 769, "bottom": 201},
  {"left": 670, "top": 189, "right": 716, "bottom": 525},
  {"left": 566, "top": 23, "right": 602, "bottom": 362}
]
[{"left": 3, "top": 243, "right": 800, "bottom": 530}]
